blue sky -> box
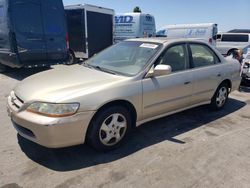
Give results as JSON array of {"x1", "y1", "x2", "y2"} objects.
[{"x1": 63, "y1": 0, "x2": 249, "y2": 32}]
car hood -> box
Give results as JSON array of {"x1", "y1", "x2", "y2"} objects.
[{"x1": 14, "y1": 65, "x2": 127, "y2": 103}]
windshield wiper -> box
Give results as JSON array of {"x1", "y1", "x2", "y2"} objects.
[
  {"x1": 82, "y1": 62, "x2": 117, "y2": 75},
  {"x1": 92, "y1": 65, "x2": 117, "y2": 75}
]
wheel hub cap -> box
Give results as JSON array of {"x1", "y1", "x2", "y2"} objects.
[{"x1": 99, "y1": 113, "x2": 127, "y2": 146}]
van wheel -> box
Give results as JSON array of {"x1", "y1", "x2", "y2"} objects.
[
  {"x1": 67, "y1": 51, "x2": 77, "y2": 65},
  {"x1": 0, "y1": 63, "x2": 6, "y2": 73},
  {"x1": 210, "y1": 83, "x2": 229, "y2": 110},
  {"x1": 87, "y1": 106, "x2": 132, "y2": 151}
]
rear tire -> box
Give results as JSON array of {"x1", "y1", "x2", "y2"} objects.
[
  {"x1": 210, "y1": 83, "x2": 229, "y2": 110},
  {"x1": 87, "y1": 106, "x2": 132, "y2": 152},
  {"x1": 67, "y1": 50, "x2": 77, "y2": 65}
]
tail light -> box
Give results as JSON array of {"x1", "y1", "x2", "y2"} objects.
[{"x1": 66, "y1": 33, "x2": 69, "y2": 49}]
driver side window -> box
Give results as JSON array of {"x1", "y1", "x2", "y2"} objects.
[{"x1": 158, "y1": 44, "x2": 187, "y2": 72}]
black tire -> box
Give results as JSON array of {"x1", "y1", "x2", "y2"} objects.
[
  {"x1": 87, "y1": 106, "x2": 132, "y2": 151},
  {"x1": 67, "y1": 50, "x2": 77, "y2": 65},
  {"x1": 0, "y1": 63, "x2": 6, "y2": 73},
  {"x1": 210, "y1": 83, "x2": 229, "y2": 110}
]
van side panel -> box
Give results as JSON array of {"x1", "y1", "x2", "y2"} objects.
[
  {"x1": 114, "y1": 14, "x2": 140, "y2": 41},
  {"x1": 114, "y1": 13, "x2": 156, "y2": 42},
  {"x1": 66, "y1": 9, "x2": 86, "y2": 54},
  {"x1": 42, "y1": 0, "x2": 68, "y2": 61},
  {"x1": 87, "y1": 11, "x2": 113, "y2": 57}
]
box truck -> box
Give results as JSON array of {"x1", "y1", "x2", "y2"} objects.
[
  {"x1": 114, "y1": 13, "x2": 156, "y2": 43},
  {"x1": 0, "y1": 0, "x2": 69, "y2": 72},
  {"x1": 65, "y1": 4, "x2": 114, "y2": 63}
]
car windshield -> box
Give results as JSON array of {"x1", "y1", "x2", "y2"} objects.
[{"x1": 84, "y1": 41, "x2": 162, "y2": 76}]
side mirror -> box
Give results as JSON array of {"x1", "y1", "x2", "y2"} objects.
[
  {"x1": 146, "y1": 64, "x2": 172, "y2": 78},
  {"x1": 212, "y1": 35, "x2": 217, "y2": 40}
]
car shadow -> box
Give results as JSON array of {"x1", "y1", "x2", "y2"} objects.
[
  {"x1": 2, "y1": 67, "x2": 52, "y2": 81},
  {"x1": 18, "y1": 98, "x2": 246, "y2": 171}
]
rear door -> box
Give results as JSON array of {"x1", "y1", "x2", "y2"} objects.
[
  {"x1": 87, "y1": 11, "x2": 113, "y2": 57},
  {"x1": 66, "y1": 9, "x2": 86, "y2": 55},
  {"x1": 188, "y1": 43, "x2": 224, "y2": 104},
  {"x1": 10, "y1": 0, "x2": 47, "y2": 63},
  {"x1": 42, "y1": 0, "x2": 68, "y2": 61}
]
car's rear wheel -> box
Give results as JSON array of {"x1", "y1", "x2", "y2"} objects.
[
  {"x1": 210, "y1": 83, "x2": 229, "y2": 110},
  {"x1": 87, "y1": 106, "x2": 131, "y2": 151}
]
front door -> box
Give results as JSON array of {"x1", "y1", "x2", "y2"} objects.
[{"x1": 142, "y1": 44, "x2": 194, "y2": 120}]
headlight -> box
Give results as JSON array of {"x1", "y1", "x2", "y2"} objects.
[{"x1": 27, "y1": 102, "x2": 79, "y2": 117}]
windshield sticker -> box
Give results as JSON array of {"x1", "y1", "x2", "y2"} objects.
[{"x1": 140, "y1": 43, "x2": 158, "y2": 49}]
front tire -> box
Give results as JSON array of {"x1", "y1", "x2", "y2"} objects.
[
  {"x1": 210, "y1": 83, "x2": 229, "y2": 110},
  {"x1": 87, "y1": 106, "x2": 132, "y2": 151}
]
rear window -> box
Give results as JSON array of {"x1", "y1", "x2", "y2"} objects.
[{"x1": 221, "y1": 34, "x2": 249, "y2": 42}]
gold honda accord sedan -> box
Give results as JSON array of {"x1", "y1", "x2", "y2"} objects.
[{"x1": 7, "y1": 38, "x2": 241, "y2": 151}]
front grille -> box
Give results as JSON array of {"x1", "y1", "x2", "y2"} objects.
[{"x1": 10, "y1": 91, "x2": 24, "y2": 110}]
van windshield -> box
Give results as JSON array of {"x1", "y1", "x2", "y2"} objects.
[
  {"x1": 85, "y1": 41, "x2": 161, "y2": 76},
  {"x1": 222, "y1": 34, "x2": 249, "y2": 42}
]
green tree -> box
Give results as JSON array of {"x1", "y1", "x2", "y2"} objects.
[{"x1": 133, "y1": 6, "x2": 141, "y2": 13}]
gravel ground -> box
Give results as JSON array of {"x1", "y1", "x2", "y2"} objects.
[{"x1": 0, "y1": 66, "x2": 250, "y2": 188}]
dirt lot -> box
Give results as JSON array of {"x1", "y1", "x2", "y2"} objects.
[{"x1": 1, "y1": 67, "x2": 250, "y2": 188}]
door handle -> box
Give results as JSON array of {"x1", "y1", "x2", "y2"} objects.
[{"x1": 184, "y1": 81, "x2": 191, "y2": 85}]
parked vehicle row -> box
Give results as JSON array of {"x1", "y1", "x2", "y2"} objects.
[
  {"x1": 7, "y1": 38, "x2": 241, "y2": 151},
  {"x1": 0, "y1": 1, "x2": 116, "y2": 72}
]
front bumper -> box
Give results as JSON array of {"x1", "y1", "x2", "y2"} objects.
[{"x1": 7, "y1": 95, "x2": 95, "y2": 148}]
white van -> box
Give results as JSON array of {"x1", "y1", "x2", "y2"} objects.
[
  {"x1": 156, "y1": 23, "x2": 218, "y2": 46},
  {"x1": 216, "y1": 33, "x2": 250, "y2": 56},
  {"x1": 114, "y1": 13, "x2": 156, "y2": 43}
]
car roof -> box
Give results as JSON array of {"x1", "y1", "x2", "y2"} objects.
[{"x1": 126, "y1": 37, "x2": 208, "y2": 45}]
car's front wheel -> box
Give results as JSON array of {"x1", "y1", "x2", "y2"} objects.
[
  {"x1": 210, "y1": 83, "x2": 229, "y2": 110},
  {"x1": 87, "y1": 106, "x2": 132, "y2": 151}
]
